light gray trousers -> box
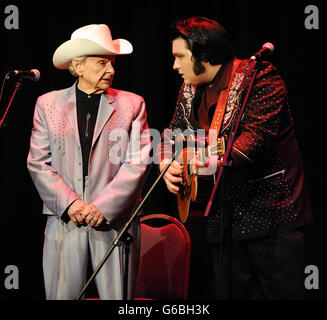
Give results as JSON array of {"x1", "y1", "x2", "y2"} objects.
[{"x1": 42, "y1": 177, "x2": 140, "y2": 300}]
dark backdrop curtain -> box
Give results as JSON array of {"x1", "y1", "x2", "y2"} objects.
[{"x1": 0, "y1": 0, "x2": 323, "y2": 299}]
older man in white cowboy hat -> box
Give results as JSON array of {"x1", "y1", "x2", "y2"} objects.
[{"x1": 27, "y1": 24, "x2": 150, "y2": 300}]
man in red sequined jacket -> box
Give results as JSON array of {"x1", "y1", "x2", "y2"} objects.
[{"x1": 159, "y1": 17, "x2": 313, "y2": 299}]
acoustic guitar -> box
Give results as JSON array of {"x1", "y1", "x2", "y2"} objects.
[{"x1": 177, "y1": 137, "x2": 225, "y2": 223}]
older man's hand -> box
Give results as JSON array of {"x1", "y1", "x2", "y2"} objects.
[
  {"x1": 68, "y1": 199, "x2": 105, "y2": 227},
  {"x1": 67, "y1": 199, "x2": 88, "y2": 226},
  {"x1": 82, "y1": 204, "x2": 105, "y2": 227}
]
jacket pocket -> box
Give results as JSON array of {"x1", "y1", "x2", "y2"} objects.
[{"x1": 248, "y1": 169, "x2": 286, "y2": 183}]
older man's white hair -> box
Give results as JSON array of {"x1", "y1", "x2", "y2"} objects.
[{"x1": 68, "y1": 56, "x2": 87, "y2": 77}]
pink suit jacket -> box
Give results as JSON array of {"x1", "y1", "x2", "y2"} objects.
[{"x1": 27, "y1": 83, "x2": 150, "y2": 223}]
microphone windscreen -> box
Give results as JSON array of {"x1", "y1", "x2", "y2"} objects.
[
  {"x1": 31, "y1": 69, "x2": 41, "y2": 81},
  {"x1": 263, "y1": 42, "x2": 275, "y2": 53}
]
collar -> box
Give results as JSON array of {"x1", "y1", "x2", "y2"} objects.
[
  {"x1": 205, "y1": 58, "x2": 235, "y2": 108},
  {"x1": 75, "y1": 84, "x2": 102, "y2": 103}
]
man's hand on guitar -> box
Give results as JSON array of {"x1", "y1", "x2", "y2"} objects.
[
  {"x1": 193, "y1": 150, "x2": 223, "y2": 176},
  {"x1": 160, "y1": 159, "x2": 183, "y2": 194},
  {"x1": 191, "y1": 151, "x2": 207, "y2": 175}
]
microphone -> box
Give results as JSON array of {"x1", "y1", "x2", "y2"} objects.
[
  {"x1": 250, "y1": 42, "x2": 274, "y2": 61},
  {"x1": 10, "y1": 69, "x2": 41, "y2": 81}
]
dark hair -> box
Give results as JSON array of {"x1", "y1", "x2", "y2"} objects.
[{"x1": 171, "y1": 16, "x2": 234, "y2": 75}]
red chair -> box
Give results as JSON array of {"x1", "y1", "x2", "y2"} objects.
[{"x1": 134, "y1": 214, "x2": 191, "y2": 300}]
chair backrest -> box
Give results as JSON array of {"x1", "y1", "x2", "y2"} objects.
[{"x1": 134, "y1": 214, "x2": 191, "y2": 300}]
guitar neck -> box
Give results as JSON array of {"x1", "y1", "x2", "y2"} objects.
[{"x1": 198, "y1": 137, "x2": 225, "y2": 163}]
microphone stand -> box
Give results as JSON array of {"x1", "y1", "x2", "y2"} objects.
[
  {"x1": 203, "y1": 57, "x2": 262, "y2": 299},
  {"x1": 0, "y1": 78, "x2": 23, "y2": 130},
  {"x1": 75, "y1": 150, "x2": 178, "y2": 300}
]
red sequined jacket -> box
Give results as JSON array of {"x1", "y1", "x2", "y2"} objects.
[{"x1": 161, "y1": 59, "x2": 313, "y2": 241}]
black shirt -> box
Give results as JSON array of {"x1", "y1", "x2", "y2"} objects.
[
  {"x1": 197, "y1": 59, "x2": 234, "y2": 132},
  {"x1": 75, "y1": 85, "x2": 101, "y2": 179}
]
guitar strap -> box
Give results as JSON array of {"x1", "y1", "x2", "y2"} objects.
[{"x1": 209, "y1": 58, "x2": 241, "y2": 136}]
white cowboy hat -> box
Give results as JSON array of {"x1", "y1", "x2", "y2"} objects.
[{"x1": 53, "y1": 24, "x2": 133, "y2": 69}]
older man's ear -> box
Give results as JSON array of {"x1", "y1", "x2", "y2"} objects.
[{"x1": 70, "y1": 58, "x2": 85, "y2": 77}]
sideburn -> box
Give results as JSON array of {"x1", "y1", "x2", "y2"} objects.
[{"x1": 192, "y1": 56, "x2": 206, "y2": 75}]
